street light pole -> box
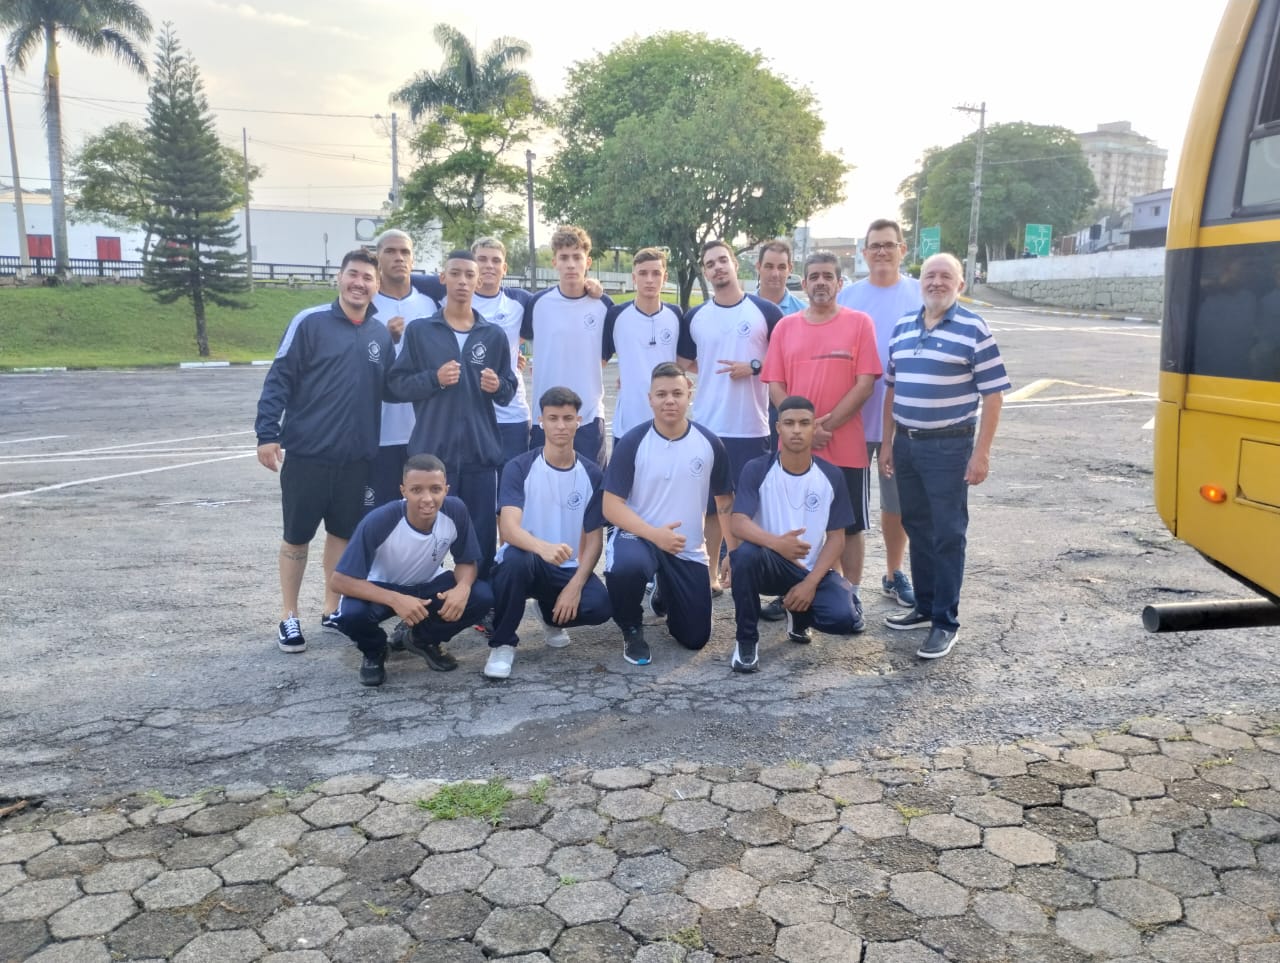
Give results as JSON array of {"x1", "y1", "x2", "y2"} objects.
[
  {"x1": 955, "y1": 101, "x2": 986, "y2": 290},
  {"x1": 525, "y1": 149, "x2": 537, "y2": 291}
]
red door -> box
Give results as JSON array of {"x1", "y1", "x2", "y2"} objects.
[
  {"x1": 96, "y1": 236, "x2": 122, "y2": 260},
  {"x1": 27, "y1": 235, "x2": 52, "y2": 258}
]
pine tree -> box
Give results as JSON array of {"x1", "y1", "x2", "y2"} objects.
[{"x1": 141, "y1": 23, "x2": 247, "y2": 357}]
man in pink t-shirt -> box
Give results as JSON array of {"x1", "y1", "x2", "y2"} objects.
[{"x1": 760, "y1": 251, "x2": 881, "y2": 597}]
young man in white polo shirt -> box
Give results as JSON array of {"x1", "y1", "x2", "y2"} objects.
[
  {"x1": 729, "y1": 396, "x2": 865, "y2": 673},
  {"x1": 471, "y1": 236, "x2": 534, "y2": 462},
  {"x1": 603, "y1": 362, "x2": 734, "y2": 666},
  {"x1": 486, "y1": 386, "x2": 613, "y2": 679}
]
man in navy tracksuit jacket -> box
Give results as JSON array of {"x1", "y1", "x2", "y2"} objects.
[
  {"x1": 388, "y1": 250, "x2": 517, "y2": 580},
  {"x1": 255, "y1": 249, "x2": 394, "y2": 654}
]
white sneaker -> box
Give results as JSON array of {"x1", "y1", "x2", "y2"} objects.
[
  {"x1": 544, "y1": 624, "x2": 571, "y2": 648},
  {"x1": 484, "y1": 645, "x2": 517, "y2": 679}
]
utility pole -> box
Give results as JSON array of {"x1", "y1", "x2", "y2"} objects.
[
  {"x1": 2, "y1": 65, "x2": 30, "y2": 279},
  {"x1": 389, "y1": 112, "x2": 400, "y2": 210},
  {"x1": 525, "y1": 149, "x2": 537, "y2": 291},
  {"x1": 955, "y1": 101, "x2": 986, "y2": 290},
  {"x1": 242, "y1": 128, "x2": 254, "y2": 289}
]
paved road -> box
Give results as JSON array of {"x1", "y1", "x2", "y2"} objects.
[{"x1": 0, "y1": 308, "x2": 1275, "y2": 805}]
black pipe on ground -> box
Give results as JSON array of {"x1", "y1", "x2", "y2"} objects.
[{"x1": 1142, "y1": 598, "x2": 1280, "y2": 633}]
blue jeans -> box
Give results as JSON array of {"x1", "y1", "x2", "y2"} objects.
[{"x1": 892, "y1": 433, "x2": 972, "y2": 631}]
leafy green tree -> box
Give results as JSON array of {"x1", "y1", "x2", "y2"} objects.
[
  {"x1": 542, "y1": 33, "x2": 846, "y2": 308},
  {"x1": 1, "y1": 0, "x2": 152, "y2": 277},
  {"x1": 396, "y1": 107, "x2": 529, "y2": 249},
  {"x1": 141, "y1": 24, "x2": 246, "y2": 358},
  {"x1": 70, "y1": 121, "x2": 261, "y2": 257},
  {"x1": 899, "y1": 123, "x2": 1097, "y2": 263},
  {"x1": 392, "y1": 24, "x2": 534, "y2": 122}
]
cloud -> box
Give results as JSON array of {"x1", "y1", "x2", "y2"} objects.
[{"x1": 202, "y1": 0, "x2": 364, "y2": 40}]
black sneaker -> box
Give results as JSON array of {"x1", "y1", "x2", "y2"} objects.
[
  {"x1": 850, "y1": 593, "x2": 866, "y2": 634},
  {"x1": 359, "y1": 650, "x2": 387, "y2": 687},
  {"x1": 760, "y1": 598, "x2": 786, "y2": 622},
  {"x1": 648, "y1": 585, "x2": 667, "y2": 619},
  {"x1": 885, "y1": 609, "x2": 931, "y2": 631},
  {"x1": 277, "y1": 615, "x2": 306, "y2": 653},
  {"x1": 731, "y1": 639, "x2": 759, "y2": 673},
  {"x1": 474, "y1": 611, "x2": 495, "y2": 638},
  {"x1": 917, "y1": 627, "x2": 958, "y2": 659},
  {"x1": 388, "y1": 620, "x2": 409, "y2": 652},
  {"x1": 622, "y1": 626, "x2": 651, "y2": 665},
  {"x1": 785, "y1": 610, "x2": 811, "y2": 644},
  {"x1": 403, "y1": 633, "x2": 459, "y2": 672},
  {"x1": 321, "y1": 611, "x2": 341, "y2": 630}
]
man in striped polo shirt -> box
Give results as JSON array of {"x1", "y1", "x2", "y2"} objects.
[{"x1": 880, "y1": 253, "x2": 1009, "y2": 659}]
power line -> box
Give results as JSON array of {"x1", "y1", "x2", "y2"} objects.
[{"x1": 8, "y1": 86, "x2": 375, "y2": 119}]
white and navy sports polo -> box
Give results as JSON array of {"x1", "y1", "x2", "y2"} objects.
[
  {"x1": 605, "y1": 421, "x2": 732, "y2": 564},
  {"x1": 372, "y1": 289, "x2": 439, "y2": 447},
  {"x1": 734, "y1": 453, "x2": 854, "y2": 572},
  {"x1": 885, "y1": 303, "x2": 1011, "y2": 430},
  {"x1": 475, "y1": 287, "x2": 532, "y2": 426},
  {"x1": 495, "y1": 449, "x2": 604, "y2": 568},
  {"x1": 684, "y1": 294, "x2": 783, "y2": 438},
  {"x1": 335, "y1": 496, "x2": 479, "y2": 587},
  {"x1": 521, "y1": 287, "x2": 614, "y2": 423},
  {"x1": 602, "y1": 301, "x2": 685, "y2": 438}
]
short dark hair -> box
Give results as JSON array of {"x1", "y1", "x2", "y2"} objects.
[
  {"x1": 865, "y1": 218, "x2": 904, "y2": 242},
  {"x1": 633, "y1": 247, "x2": 667, "y2": 267},
  {"x1": 539, "y1": 386, "x2": 582, "y2": 412},
  {"x1": 756, "y1": 239, "x2": 793, "y2": 266},
  {"x1": 651, "y1": 361, "x2": 692, "y2": 385},
  {"x1": 445, "y1": 249, "x2": 477, "y2": 263},
  {"x1": 403, "y1": 453, "x2": 446, "y2": 478},
  {"x1": 700, "y1": 239, "x2": 733, "y2": 262},
  {"x1": 802, "y1": 251, "x2": 840, "y2": 277},
  {"x1": 340, "y1": 248, "x2": 378, "y2": 272},
  {"x1": 777, "y1": 395, "x2": 815, "y2": 415}
]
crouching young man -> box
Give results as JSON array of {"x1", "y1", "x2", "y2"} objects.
[
  {"x1": 486, "y1": 387, "x2": 613, "y2": 679},
  {"x1": 329, "y1": 454, "x2": 494, "y2": 686},
  {"x1": 728, "y1": 396, "x2": 865, "y2": 673},
  {"x1": 603, "y1": 362, "x2": 733, "y2": 666}
]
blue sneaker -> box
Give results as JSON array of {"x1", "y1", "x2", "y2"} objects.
[{"x1": 882, "y1": 571, "x2": 916, "y2": 608}]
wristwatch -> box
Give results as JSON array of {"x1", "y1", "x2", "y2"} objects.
[{"x1": 750, "y1": 359, "x2": 762, "y2": 376}]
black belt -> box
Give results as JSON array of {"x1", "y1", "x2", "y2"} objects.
[{"x1": 897, "y1": 423, "x2": 975, "y2": 440}]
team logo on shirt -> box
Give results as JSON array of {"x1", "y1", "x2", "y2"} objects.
[
  {"x1": 805, "y1": 491, "x2": 821, "y2": 512},
  {"x1": 469, "y1": 343, "x2": 488, "y2": 365},
  {"x1": 363, "y1": 486, "x2": 375, "y2": 507},
  {"x1": 658, "y1": 328, "x2": 675, "y2": 345},
  {"x1": 689, "y1": 456, "x2": 706, "y2": 478},
  {"x1": 367, "y1": 341, "x2": 382, "y2": 364},
  {"x1": 583, "y1": 313, "x2": 599, "y2": 330},
  {"x1": 736, "y1": 320, "x2": 752, "y2": 337},
  {"x1": 566, "y1": 490, "x2": 584, "y2": 510}
]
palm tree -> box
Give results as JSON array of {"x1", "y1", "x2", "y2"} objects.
[
  {"x1": 2, "y1": 0, "x2": 152, "y2": 278},
  {"x1": 392, "y1": 24, "x2": 534, "y2": 123}
]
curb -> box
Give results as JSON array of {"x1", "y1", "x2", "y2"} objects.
[{"x1": 8, "y1": 360, "x2": 277, "y2": 373}]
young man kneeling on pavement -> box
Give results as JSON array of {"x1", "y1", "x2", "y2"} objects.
[
  {"x1": 728, "y1": 395, "x2": 865, "y2": 673},
  {"x1": 328, "y1": 454, "x2": 493, "y2": 686}
]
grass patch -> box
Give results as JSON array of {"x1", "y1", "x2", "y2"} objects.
[
  {"x1": 139, "y1": 789, "x2": 177, "y2": 807},
  {"x1": 417, "y1": 778, "x2": 513, "y2": 825},
  {"x1": 363, "y1": 900, "x2": 392, "y2": 917},
  {"x1": 558, "y1": 874, "x2": 579, "y2": 886},
  {"x1": 1200, "y1": 756, "x2": 1234, "y2": 769},
  {"x1": 527, "y1": 777, "x2": 552, "y2": 805},
  {"x1": 893, "y1": 804, "x2": 929, "y2": 821},
  {"x1": 0, "y1": 283, "x2": 333, "y2": 367},
  {"x1": 670, "y1": 926, "x2": 704, "y2": 949}
]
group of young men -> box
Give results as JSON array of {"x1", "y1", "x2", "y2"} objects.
[{"x1": 254, "y1": 220, "x2": 1009, "y2": 686}]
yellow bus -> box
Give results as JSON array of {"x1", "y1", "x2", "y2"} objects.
[{"x1": 1154, "y1": 0, "x2": 1280, "y2": 617}]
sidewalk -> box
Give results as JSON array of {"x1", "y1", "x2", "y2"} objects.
[{"x1": 3, "y1": 713, "x2": 1279, "y2": 962}]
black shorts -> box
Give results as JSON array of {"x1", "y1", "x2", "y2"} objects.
[
  {"x1": 839, "y1": 465, "x2": 870, "y2": 535},
  {"x1": 280, "y1": 455, "x2": 371, "y2": 544}
]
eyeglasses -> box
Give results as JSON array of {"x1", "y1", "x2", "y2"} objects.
[{"x1": 866, "y1": 242, "x2": 903, "y2": 253}]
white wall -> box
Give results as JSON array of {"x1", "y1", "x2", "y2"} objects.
[
  {"x1": 988, "y1": 247, "x2": 1164, "y2": 283},
  {"x1": 0, "y1": 200, "x2": 148, "y2": 259}
]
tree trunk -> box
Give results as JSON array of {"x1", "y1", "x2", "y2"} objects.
[
  {"x1": 192, "y1": 272, "x2": 209, "y2": 357},
  {"x1": 43, "y1": 26, "x2": 70, "y2": 280}
]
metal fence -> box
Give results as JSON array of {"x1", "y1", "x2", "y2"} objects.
[{"x1": 0, "y1": 256, "x2": 340, "y2": 285}]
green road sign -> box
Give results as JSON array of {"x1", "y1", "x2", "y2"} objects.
[
  {"x1": 919, "y1": 226, "x2": 941, "y2": 258},
  {"x1": 1024, "y1": 223, "x2": 1052, "y2": 257}
]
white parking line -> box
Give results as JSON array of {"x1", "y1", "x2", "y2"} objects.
[
  {"x1": 0, "y1": 435, "x2": 68, "y2": 445},
  {"x1": 1005, "y1": 397, "x2": 1156, "y2": 409},
  {"x1": 0, "y1": 453, "x2": 255, "y2": 500},
  {"x1": 0, "y1": 447, "x2": 251, "y2": 463}
]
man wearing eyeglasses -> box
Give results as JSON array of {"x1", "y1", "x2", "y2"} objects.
[
  {"x1": 880, "y1": 253, "x2": 1008, "y2": 660},
  {"x1": 838, "y1": 219, "x2": 923, "y2": 611}
]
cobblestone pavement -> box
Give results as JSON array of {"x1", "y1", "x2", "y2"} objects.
[{"x1": 5, "y1": 714, "x2": 1280, "y2": 962}]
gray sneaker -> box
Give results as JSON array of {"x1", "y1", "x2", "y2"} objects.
[
  {"x1": 622, "y1": 626, "x2": 651, "y2": 666},
  {"x1": 885, "y1": 609, "x2": 930, "y2": 631}
]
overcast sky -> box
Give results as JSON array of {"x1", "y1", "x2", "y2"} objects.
[{"x1": 2, "y1": 0, "x2": 1228, "y2": 244}]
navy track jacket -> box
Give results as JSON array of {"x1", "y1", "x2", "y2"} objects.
[{"x1": 255, "y1": 300, "x2": 394, "y2": 464}]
